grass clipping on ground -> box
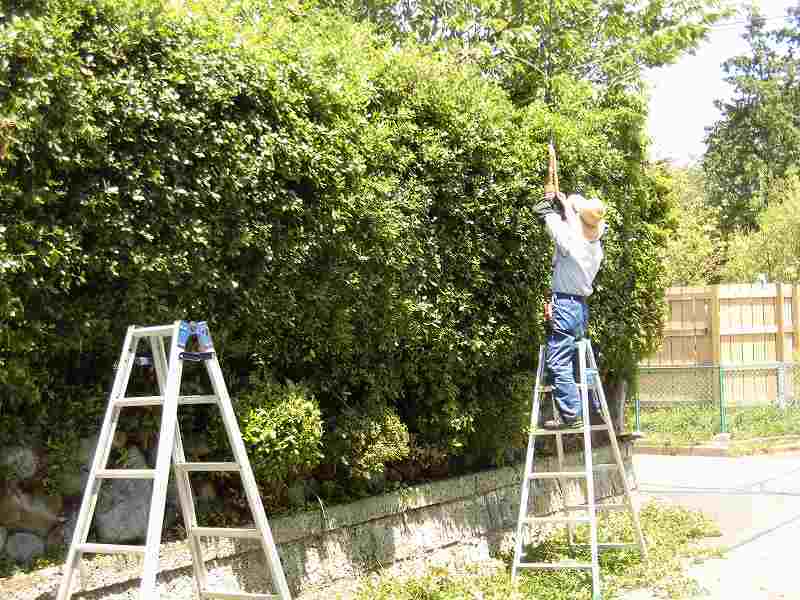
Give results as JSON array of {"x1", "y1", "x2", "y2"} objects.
[{"x1": 354, "y1": 502, "x2": 721, "y2": 600}]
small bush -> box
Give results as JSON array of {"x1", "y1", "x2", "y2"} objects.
[
  {"x1": 232, "y1": 374, "x2": 324, "y2": 485},
  {"x1": 327, "y1": 403, "x2": 410, "y2": 479}
]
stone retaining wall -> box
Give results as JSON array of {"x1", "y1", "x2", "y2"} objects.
[{"x1": 0, "y1": 440, "x2": 635, "y2": 600}]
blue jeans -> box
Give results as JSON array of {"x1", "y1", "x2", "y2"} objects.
[{"x1": 546, "y1": 294, "x2": 598, "y2": 422}]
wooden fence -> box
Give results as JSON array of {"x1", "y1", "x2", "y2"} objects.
[{"x1": 639, "y1": 284, "x2": 800, "y2": 406}]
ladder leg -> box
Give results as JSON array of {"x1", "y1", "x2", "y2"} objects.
[
  {"x1": 554, "y1": 432, "x2": 574, "y2": 545},
  {"x1": 587, "y1": 342, "x2": 648, "y2": 560},
  {"x1": 512, "y1": 346, "x2": 546, "y2": 582},
  {"x1": 205, "y1": 356, "x2": 293, "y2": 600},
  {"x1": 139, "y1": 322, "x2": 185, "y2": 599},
  {"x1": 57, "y1": 327, "x2": 139, "y2": 600},
  {"x1": 578, "y1": 341, "x2": 601, "y2": 600},
  {"x1": 173, "y1": 424, "x2": 211, "y2": 590},
  {"x1": 150, "y1": 336, "x2": 211, "y2": 593}
]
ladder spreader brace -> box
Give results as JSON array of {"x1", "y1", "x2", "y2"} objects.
[
  {"x1": 511, "y1": 339, "x2": 647, "y2": 600},
  {"x1": 57, "y1": 320, "x2": 293, "y2": 600}
]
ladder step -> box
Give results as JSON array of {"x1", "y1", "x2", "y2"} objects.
[
  {"x1": 115, "y1": 394, "x2": 219, "y2": 408},
  {"x1": 131, "y1": 324, "x2": 176, "y2": 337},
  {"x1": 531, "y1": 424, "x2": 609, "y2": 435},
  {"x1": 566, "y1": 503, "x2": 627, "y2": 512},
  {"x1": 593, "y1": 463, "x2": 619, "y2": 472},
  {"x1": 176, "y1": 462, "x2": 241, "y2": 473},
  {"x1": 78, "y1": 543, "x2": 146, "y2": 555},
  {"x1": 517, "y1": 560, "x2": 594, "y2": 570},
  {"x1": 598, "y1": 542, "x2": 639, "y2": 550},
  {"x1": 201, "y1": 591, "x2": 279, "y2": 600},
  {"x1": 528, "y1": 463, "x2": 620, "y2": 480},
  {"x1": 525, "y1": 516, "x2": 592, "y2": 524},
  {"x1": 191, "y1": 527, "x2": 260, "y2": 539},
  {"x1": 529, "y1": 471, "x2": 587, "y2": 480},
  {"x1": 96, "y1": 469, "x2": 155, "y2": 479},
  {"x1": 570, "y1": 542, "x2": 641, "y2": 551}
]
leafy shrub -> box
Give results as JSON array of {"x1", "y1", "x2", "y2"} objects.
[
  {"x1": 327, "y1": 403, "x2": 410, "y2": 479},
  {"x1": 231, "y1": 374, "x2": 324, "y2": 484}
]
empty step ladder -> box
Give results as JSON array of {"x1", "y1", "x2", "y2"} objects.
[
  {"x1": 511, "y1": 339, "x2": 647, "y2": 600},
  {"x1": 57, "y1": 321, "x2": 292, "y2": 600}
]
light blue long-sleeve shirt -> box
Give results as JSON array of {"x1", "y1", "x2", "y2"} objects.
[{"x1": 544, "y1": 209, "x2": 605, "y2": 297}]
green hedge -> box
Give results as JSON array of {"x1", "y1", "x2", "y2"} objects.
[{"x1": 0, "y1": 1, "x2": 668, "y2": 478}]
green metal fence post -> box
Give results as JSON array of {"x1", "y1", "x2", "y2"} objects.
[
  {"x1": 720, "y1": 366, "x2": 726, "y2": 434},
  {"x1": 634, "y1": 390, "x2": 641, "y2": 433}
]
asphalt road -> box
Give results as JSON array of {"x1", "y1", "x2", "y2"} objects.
[{"x1": 628, "y1": 453, "x2": 800, "y2": 600}]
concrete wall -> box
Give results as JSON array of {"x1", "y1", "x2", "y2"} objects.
[{"x1": 3, "y1": 440, "x2": 635, "y2": 600}]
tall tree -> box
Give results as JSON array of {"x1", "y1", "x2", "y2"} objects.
[
  {"x1": 703, "y1": 4, "x2": 800, "y2": 232},
  {"x1": 321, "y1": 1, "x2": 726, "y2": 105},
  {"x1": 658, "y1": 165, "x2": 724, "y2": 286},
  {"x1": 722, "y1": 175, "x2": 800, "y2": 283}
]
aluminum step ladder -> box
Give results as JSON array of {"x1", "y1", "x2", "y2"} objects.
[
  {"x1": 57, "y1": 321, "x2": 292, "y2": 600},
  {"x1": 511, "y1": 339, "x2": 647, "y2": 600}
]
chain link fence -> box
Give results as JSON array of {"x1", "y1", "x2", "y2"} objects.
[{"x1": 633, "y1": 363, "x2": 800, "y2": 442}]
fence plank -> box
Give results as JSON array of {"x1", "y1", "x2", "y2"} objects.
[
  {"x1": 794, "y1": 285, "x2": 800, "y2": 361},
  {"x1": 777, "y1": 283, "x2": 786, "y2": 362}
]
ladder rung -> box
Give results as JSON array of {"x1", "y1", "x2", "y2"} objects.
[
  {"x1": 571, "y1": 542, "x2": 641, "y2": 551},
  {"x1": 178, "y1": 394, "x2": 219, "y2": 405},
  {"x1": 531, "y1": 425, "x2": 609, "y2": 435},
  {"x1": 517, "y1": 560, "x2": 593, "y2": 570},
  {"x1": 78, "y1": 543, "x2": 146, "y2": 555},
  {"x1": 525, "y1": 516, "x2": 592, "y2": 524},
  {"x1": 593, "y1": 463, "x2": 619, "y2": 472},
  {"x1": 566, "y1": 503, "x2": 627, "y2": 512},
  {"x1": 176, "y1": 462, "x2": 240, "y2": 473},
  {"x1": 598, "y1": 542, "x2": 639, "y2": 550},
  {"x1": 527, "y1": 464, "x2": 618, "y2": 480},
  {"x1": 529, "y1": 471, "x2": 587, "y2": 480},
  {"x1": 96, "y1": 469, "x2": 155, "y2": 479},
  {"x1": 131, "y1": 324, "x2": 176, "y2": 337},
  {"x1": 201, "y1": 591, "x2": 279, "y2": 600},
  {"x1": 115, "y1": 394, "x2": 219, "y2": 408},
  {"x1": 191, "y1": 527, "x2": 260, "y2": 539}
]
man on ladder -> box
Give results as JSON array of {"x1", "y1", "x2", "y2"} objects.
[
  {"x1": 536, "y1": 168, "x2": 607, "y2": 428},
  {"x1": 514, "y1": 147, "x2": 647, "y2": 600}
]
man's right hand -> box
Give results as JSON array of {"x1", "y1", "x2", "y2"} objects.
[{"x1": 544, "y1": 301, "x2": 552, "y2": 321}]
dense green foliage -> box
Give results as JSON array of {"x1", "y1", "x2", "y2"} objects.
[
  {"x1": 0, "y1": 0, "x2": 712, "y2": 489},
  {"x1": 704, "y1": 5, "x2": 800, "y2": 232}
]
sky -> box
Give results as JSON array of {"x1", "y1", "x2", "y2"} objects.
[{"x1": 646, "y1": 0, "x2": 798, "y2": 165}]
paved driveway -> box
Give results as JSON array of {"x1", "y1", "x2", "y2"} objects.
[{"x1": 630, "y1": 453, "x2": 800, "y2": 599}]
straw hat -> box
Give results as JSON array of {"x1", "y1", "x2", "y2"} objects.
[{"x1": 569, "y1": 194, "x2": 606, "y2": 241}]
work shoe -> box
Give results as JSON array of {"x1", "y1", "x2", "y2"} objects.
[{"x1": 542, "y1": 417, "x2": 583, "y2": 430}]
